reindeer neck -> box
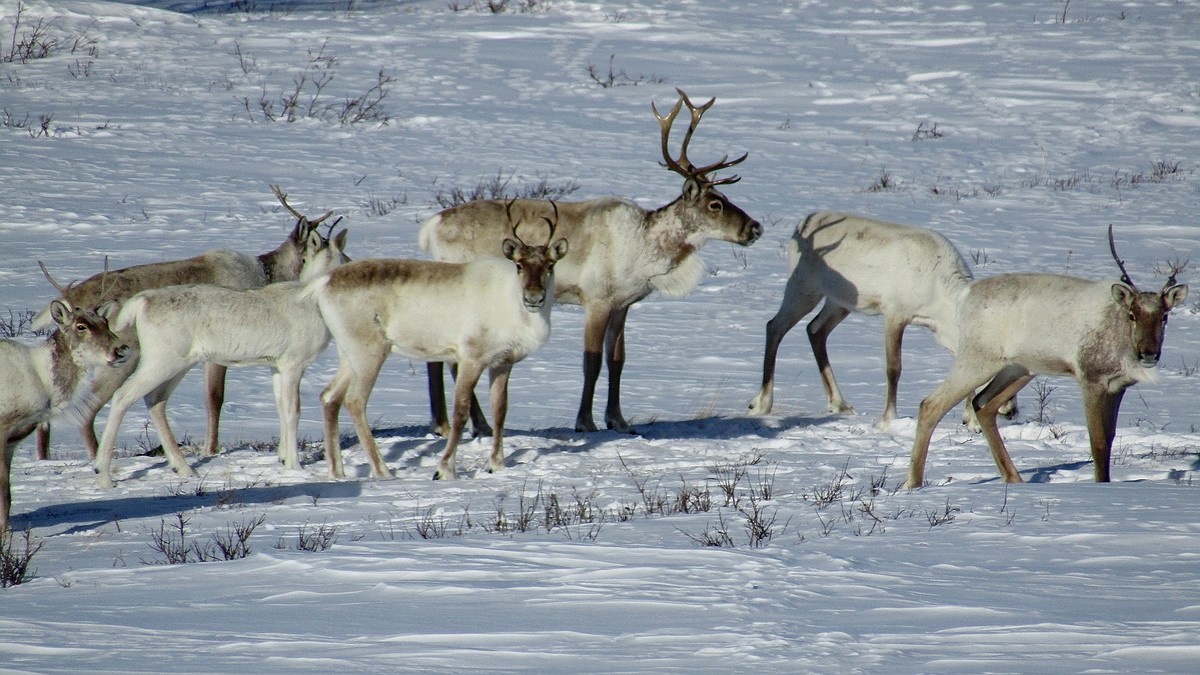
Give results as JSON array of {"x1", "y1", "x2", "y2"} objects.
[
  {"x1": 644, "y1": 202, "x2": 700, "y2": 264},
  {"x1": 257, "y1": 250, "x2": 290, "y2": 285},
  {"x1": 640, "y1": 203, "x2": 704, "y2": 298},
  {"x1": 47, "y1": 332, "x2": 87, "y2": 409}
]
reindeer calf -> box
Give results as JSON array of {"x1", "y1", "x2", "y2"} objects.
[
  {"x1": 93, "y1": 230, "x2": 348, "y2": 488},
  {"x1": 1, "y1": 300, "x2": 128, "y2": 530},
  {"x1": 311, "y1": 220, "x2": 567, "y2": 480}
]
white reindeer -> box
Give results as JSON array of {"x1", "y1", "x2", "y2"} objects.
[
  {"x1": 34, "y1": 186, "x2": 335, "y2": 461},
  {"x1": 92, "y1": 229, "x2": 348, "y2": 488},
  {"x1": 1, "y1": 298, "x2": 129, "y2": 531},
  {"x1": 906, "y1": 226, "x2": 1189, "y2": 487},
  {"x1": 420, "y1": 88, "x2": 760, "y2": 435},
  {"x1": 749, "y1": 211, "x2": 1005, "y2": 427},
  {"x1": 311, "y1": 205, "x2": 568, "y2": 480}
]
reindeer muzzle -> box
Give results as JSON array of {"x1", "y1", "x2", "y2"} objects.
[
  {"x1": 1138, "y1": 352, "x2": 1161, "y2": 368},
  {"x1": 523, "y1": 293, "x2": 547, "y2": 311},
  {"x1": 742, "y1": 219, "x2": 763, "y2": 245}
]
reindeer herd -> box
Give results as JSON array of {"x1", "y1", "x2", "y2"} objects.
[{"x1": 0, "y1": 89, "x2": 1190, "y2": 531}]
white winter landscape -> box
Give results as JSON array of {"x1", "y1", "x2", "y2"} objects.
[{"x1": 2, "y1": 0, "x2": 1199, "y2": 672}]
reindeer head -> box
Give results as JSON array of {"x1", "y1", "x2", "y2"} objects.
[
  {"x1": 299, "y1": 221, "x2": 351, "y2": 282},
  {"x1": 265, "y1": 185, "x2": 336, "y2": 282},
  {"x1": 652, "y1": 88, "x2": 762, "y2": 246},
  {"x1": 1108, "y1": 225, "x2": 1190, "y2": 367},
  {"x1": 501, "y1": 200, "x2": 569, "y2": 311},
  {"x1": 48, "y1": 298, "x2": 131, "y2": 369}
]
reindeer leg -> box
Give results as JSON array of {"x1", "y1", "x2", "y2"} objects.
[
  {"x1": 427, "y1": 362, "x2": 449, "y2": 437},
  {"x1": 908, "y1": 359, "x2": 998, "y2": 488},
  {"x1": 81, "y1": 360, "x2": 136, "y2": 460},
  {"x1": 486, "y1": 364, "x2": 512, "y2": 474},
  {"x1": 604, "y1": 306, "x2": 634, "y2": 433},
  {"x1": 1081, "y1": 383, "x2": 1125, "y2": 483},
  {"x1": 971, "y1": 366, "x2": 1034, "y2": 483},
  {"x1": 35, "y1": 423, "x2": 49, "y2": 461},
  {"x1": 880, "y1": 315, "x2": 909, "y2": 427},
  {"x1": 144, "y1": 370, "x2": 197, "y2": 479},
  {"x1": 341, "y1": 350, "x2": 391, "y2": 480},
  {"x1": 808, "y1": 302, "x2": 854, "y2": 416},
  {"x1": 320, "y1": 365, "x2": 353, "y2": 479},
  {"x1": 448, "y1": 362, "x2": 492, "y2": 438},
  {"x1": 1, "y1": 438, "x2": 12, "y2": 532},
  {"x1": 273, "y1": 366, "x2": 303, "y2": 471},
  {"x1": 576, "y1": 306, "x2": 611, "y2": 432},
  {"x1": 95, "y1": 360, "x2": 184, "y2": 488},
  {"x1": 202, "y1": 363, "x2": 226, "y2": 456},
  {"x1": 436, "y1": 361, "x2": 485, "y2": 480},
  {"x1": 749, "y1": 284, "x2": 819, "y2": 416}
]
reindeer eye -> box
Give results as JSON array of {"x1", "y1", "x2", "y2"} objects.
[
  {"x1": 707, "y1": 200, "x2": 722, "y2": 213},
  {"x1": 75, "y1": 322, "x2": 88, "y2": 331}
]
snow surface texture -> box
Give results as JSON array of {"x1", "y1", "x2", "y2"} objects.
[{"x1": 1, "y1": 0, "x2": 1198, "y2": 672}]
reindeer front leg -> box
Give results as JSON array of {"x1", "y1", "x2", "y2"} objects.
[
  {"x1": 202, "y1": 363, "x2": 227, "y2": 456},
  {"x1": 1081, "y1": 383, "x2": 1125, "y2": 483},
  {"x1": 576, "y1": 306, "x2": 611, "y2": 432},
  {"x1": 604, "y1": 306, "x2": 634, "y2": 433},
  {"x1": 486, "y1": 364, "x2": 512, "y2": 474},
  {"x1": 436, "y1": 361, "x2": 485, "y2": 480}
]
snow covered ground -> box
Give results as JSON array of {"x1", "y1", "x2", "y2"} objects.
[{"x1": 1, "y1": 0, "x2": 1198, "y2": 671}]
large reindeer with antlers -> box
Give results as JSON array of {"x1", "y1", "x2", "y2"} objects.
[
  {"x1": 310, "y1": 202, "x2": 568, "y2": 480},
  {"x1": 906, "y1": 226, "x2": 1189, "y2": 487},
  {"x1": 33, "y1": 186, "x2": 336, "y2": 461},
  {"x1": 421, "y1": 88, "x2": 761, "y2": 435}
]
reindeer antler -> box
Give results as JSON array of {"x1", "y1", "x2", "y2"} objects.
[
  {"x1": 271, "y1": 184, "x2": 334, "y2": 226},
  {"x1": 542, "y1": 200, "x2": 559, "y2": 241},
  {"x1": 504, "y1": 198, "x2": 529, "y2": 246},
  {"x1": 1107, "y1": 224, "x2": 1137, "y2": 289},
  {"x1": 38, "y1": 261, "x2": 73, "y2": 295},
  {"x1": 652, "y1": 88, "x2": 747, "y2": 187}
]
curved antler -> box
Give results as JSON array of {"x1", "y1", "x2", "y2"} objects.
[
  {"x1": 652, "y1": 88, "x2": 748, "y2": 187},
  {"x1": 1107, "y1": 224, "x2": 1137, "y2": 289},
  {"x1": 271, "y1": 184, "x2": 334, "y2": 226},
  {"x1": 504, "y1": 198, "x2": 529, "y2": 246},
  {"x1": 38, "y1": 260, "x2": 73, "y2": 295},
  {"x1": 542, "y1": 200, "x2": 559, "y2": 241}
]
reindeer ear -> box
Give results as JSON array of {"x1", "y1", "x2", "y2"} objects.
[
  {"x1": 502, "y1": 238, "x2": 520, "y2": 261},
  {"x1": 333, "y1": 228, "x2": 349, "y2": 252},
  {"x1": 682, "y1": 177, "x2": 703, "y2": 201},
  {"x1": 550, "y1": 239, "x2": 569, "y2": 262},
  {"x1": 95, "y1": 301, "x2": 119, "y2": 320},
  {"x1": 1111, "y1": 282, "x2": 1136, "y2": 308},
  {"x1": 49, "y1": 299, "x2": 73, "y2": 326},
  {"x1": 306, "y1": 228, "x2": 324, "y2": 251},
  {"x1": 1163, "y1": 284, "x2": 1189, "y2": 310}
]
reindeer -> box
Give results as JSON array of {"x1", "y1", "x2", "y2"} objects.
[
  {"x1": 906, "y1": 226, "x2": 1189, "y2": 487},
  {"x1": 420, "y1": 88, "x2": 760, "y2": 435},
  {"x1": 1, "y1": 298, "x2": 129, "y2": 530},
  {"x1": 749, "y1": 211, "x2": 1013, "y2": 428},
  {"x1": 92, "y1": 228, "x2": 348, "y2": 489},
  {"x1": 33, "y1": 186, "x2": 335, "y2": 462},
  {"x1": 310, "y1": 203, "x2": 568, "y2": 480}
]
